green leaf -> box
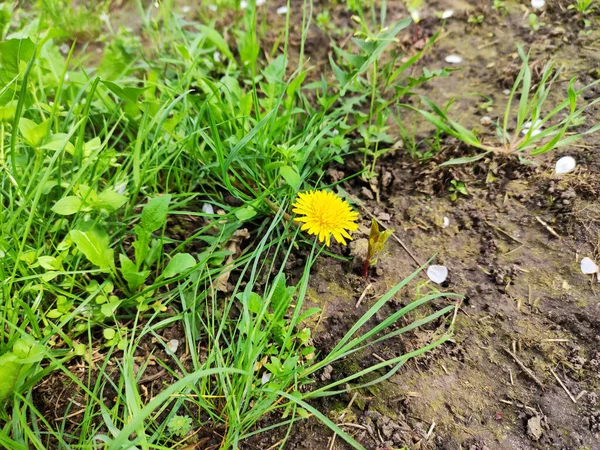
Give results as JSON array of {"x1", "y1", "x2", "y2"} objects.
[
  {"x1": 101, "y1": 80, "x2": 147, "y2": 103},
  {"x1": 280, "y1": 166, "x2": 302, "y2": 191},
  {"x1": 18, "y1": 117, "x2": 49, "y2": 147},
  {"x1": 163, "y1": 253, "x2": 196, "y2": 279},
  {"x1": 119, "y1": 254, "x2": 150, "y2": 292},
  {"x1": 70, "y1": 228, "x2": 115, "y2": 272},
  {"x1": 0, "y1": 38, "x2": 35, "y2": 75},
  {"x1": 94, "y1": 190, "x2": 128, "y2": 213},
  {"x1": 51, "y1": 196, "x2": 83, "y2": 215},
  {"x1": 198, "y1": 25, "x2": 234, "y2": 60},
  {"x1": 37, "y1": 256, "x2": 62, "y2": 271},
  {"x1": 439, "y1": 151, "x2": 491, "y2": 167},
  {"x1": 141, "y1": 195, "x2": 172, "y2": 233},
  {"x1": 235, "y1": 206, "x2": 257, "y2": 221},
  {"x1": 247, "y1": 292, "x2": 263, "y2": 314}
]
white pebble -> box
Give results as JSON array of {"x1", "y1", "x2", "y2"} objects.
[
  {"x1": 445, "y1": 55, "x2": 463, "y2": 64},
  {"x1": 480, "y1": 116, "x2": 492, "y2": 126},
  {"x1": 182, "y1": 6, "x2": 191, "y2": 13},
  {"x1": 581, "y1": 257, "x2": 598, "y2": 274},
  {"x1": 202, "y1": 203, "x2": 215, "y2": 215},
  {"x1": 555, "y1": 156, "x2": 576, "y2": 175},
  {"x1": 276, "y1": 5, "x2": 288, "y2": 14},
  {"x1": 531, "y1": 0, "x2": 545, "y2": 9},
  {"x1": 427, "y1": 265, "x2": 448, "y2": 284},
  {"x1": 441, "y1": 10, "x2": 454, "y2": 19},
  {"x1": 442, "y1": 217, "x2": 450, "y2": 228},
  {"x1": 167, "y1": 339, "x2": 179, "y2": 352}
]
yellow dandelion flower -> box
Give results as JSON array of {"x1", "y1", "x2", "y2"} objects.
[{"x1": 292, "y1": 190, "x2": 359, "y2": 246}]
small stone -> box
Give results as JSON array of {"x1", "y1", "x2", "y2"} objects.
[
  {"x1": 480, "y1": 116, "x2": 492, "y2": 126},
  {"x1": 276, "y1": 5, "x2": 288, "y2": 14},
  {"x1": 442, "y1": 216, "x2": 450, "y2": 228},
  {"x1": 441, "y1": 9, "x2": 454, "y2": 19},
  {"x1": 527, "y1": 416, "x2": 543, "y2": 441}
]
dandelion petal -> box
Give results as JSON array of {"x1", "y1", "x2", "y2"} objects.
[
  {"x1": 555, "y1": 156, "x2": 576, "y2": 175},
  {"x1": 581, "y1": 257, "x2": 599, "y2": 274},
  {"x1": 427, "y1": 265, "x2": 448, "y2": 284},
  {"x1": 441, "y1": 10, "x2": 454, "y2": 19},
  {"x1": 202, "y1": 203, "x2": 215, "y2": 215},
  {"x1": 276, "y1": 5, "x2": 288, "y2": 14}
]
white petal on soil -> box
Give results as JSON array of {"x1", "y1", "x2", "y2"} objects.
[
  {"x1": 445, "y1": 55, "x2": 463, "y2": 64},
  {"x1": 441, "y1": 10, "x2": 454, "y2": 19},
  {"x1": 531, "y1": 0, "x2": 545, "y2": 9},
  {"x1": 261, "y1": 372, "x2": 272, "y2": 384},
  {"x1": 581, "y1": 257, "x2": 599, "y2": 274},
  {"x1": 167, "y1": 339, "x2": 179, "y2": 353},
  {"x1": 410, "y1": 10, "x2": 421, "y2": 23},
  {"x1": 276, "y1": 5, "x2": 288, "y2": 14},
  {"x1": 427, "y1": 265, "x2": 448, "y2": 284},
  {"x1": 442, "y1": 217, "x2": 450, "y2": 228},
  {"x1": 202, "y1": 203, "x2": 215, "y2": 215},
  {"x1": 555, "y1": 156, "x2": 576, "y2": 175},
  {"x1": 256, "y1": 0, "x2": 266, "y2": 5},
  {"x1": 182, "y1": 6, "x2": 191, "y2": 13}
]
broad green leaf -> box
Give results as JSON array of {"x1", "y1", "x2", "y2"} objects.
[
  {"x1": 70, "y1": 228, "x2": 115, "y2": 272},
  {"x1": 280, "y1": 166, "x2": 301, "y2": 191},
  {"x1": 163, "y1": 253, "x2": 196, "y2": 278},
  {"x1": 94, "y1": 190, "x2": 128, "y2": 213},
  {"x1": 235, "y1": 206, "x2": 257, "y2": 221},
  {"x1": 0, "y1": 38, "x2": 35, "y2": 75},
  {"x1": 141, "y1": 195, "x2": 172, "y2": 233},
  {"x1": 51, "y1": 196, "x2": 83, "y2": 215},
  {"x1": 119, "y1": 254, "x2": 150, "y2": 291},
  {"x1": 18, "y1": 117, "x2": 49, "y2": 147},
  {"x1": 101, "y1": 80, "x2": 147, "y2": 103},
  {"x1": 37, "y1": 256, "x2": 62, "y2": 271}
]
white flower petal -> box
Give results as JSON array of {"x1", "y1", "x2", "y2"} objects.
[
  {"x1": 182, "y1": 6, "x2": 191, "y2": 13},
  {"x1": 261, "y1": 372, "x2": 272, "y2": 384},
  {"x1": 276, "y1": 5, "x2": 288, "y2": 14},
  {"x1": 427, "y1": 265, "x2": 448, "y2": 284},
  {"x1": 531, "y1": 0, "x2": 545, "y2": 9},
  {"x1": 240, "y1": 0, "x2": 248, "y2": 9},
  {"x1": 208, "y1": 4, "x2": 217, "y2": 11},
  {"x1": 441, "y1": 10, "x2": 454, "y2": 19},
  {"x1": 555, "y1": 156, "x2": 576, "y2": 175},
  {"x1": 256, "y1": 0, "x2": 266, "y2": 5},
  {"x1": 214, "y1": 51, "x2": 221, "y2": 62},
  {"x1": 167, "y1": 339, "x2": 179, "y2": 352},
  {"x1": 581, "y1": 257, "x2": 599, "y2": 274},
  {"x1": 442, "y1": 217, "x2": 450, "y2": 228},
  {"x1": 445, "y1": 55, "x2": 463, "y2": 64},
  {"x1": 410, "y1": 10, "x2": 421, "y2": 23},
  {"x1": 202, "y1": 203, "x2": 215, "y2": 215}
]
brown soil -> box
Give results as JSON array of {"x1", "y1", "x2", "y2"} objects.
[{"x1": 247, "y1": 0, "x2": 600, "y2": 449}]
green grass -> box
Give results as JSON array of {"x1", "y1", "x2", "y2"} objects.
[{"x1": 0, "y1": 1, "x2": 460, "y2": 449}]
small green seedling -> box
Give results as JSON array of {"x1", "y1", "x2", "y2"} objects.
[
  {"x1": 568, "y1": 0, "x2": 597, "y2": 14},
  {"x1": 362, "y1": 219, "x2": 394, "y2": 278},
  {"x1": 448, "y1": 180, "x2": 468, "y2": 201},
  {"x1": 468, "y1": 14, "x2": 485, "y2": 24},
  {"x1": 527, "y1": 13, "x2": 545, "y2": 32},
  {"x1": 167, "y1": 415, "x2": 193, "y2": 437}
]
